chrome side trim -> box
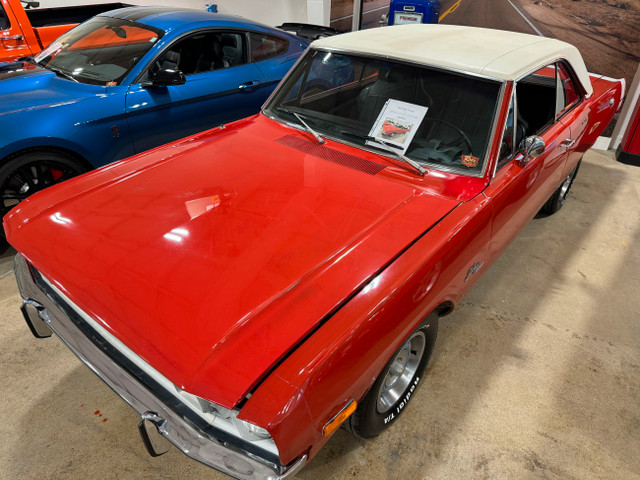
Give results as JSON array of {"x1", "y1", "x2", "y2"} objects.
[{"x1": 14, "y1": 254, "x2": 306, "y2": 480}]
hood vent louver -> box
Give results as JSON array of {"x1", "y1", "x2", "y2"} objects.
[{"x1": 276, "y1": 135, "x2": 386, "y2": 176}]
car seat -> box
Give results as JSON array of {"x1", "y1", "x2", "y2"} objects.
[
  {"x1": 220, "y1": 34, "x2": 242, "y2": 67},
  {"x1": 195, "y1": 36, "x2": 226, "y2": 73}
]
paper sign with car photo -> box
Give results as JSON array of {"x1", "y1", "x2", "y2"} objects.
[{"x1": 368, "y1": 99, "x2": 428, "y2": 153}]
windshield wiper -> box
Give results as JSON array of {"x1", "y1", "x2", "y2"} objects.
[
  {"x1": 47, "y1": 65, "x2": 78, "y2": 83},
  {"x1": 277, "y1": 107, "x2": 325, "y2": 144},
  {"x1": 341, "y1": 130, "x2": 426, "y2": 177},
  {"x1": 293, "y1": 112, "x2": 324, "y2": 144}
]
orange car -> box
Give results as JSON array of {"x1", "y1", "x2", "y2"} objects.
[{"x1": 0, "y1": 0, "x2": 130, "y2": 62}]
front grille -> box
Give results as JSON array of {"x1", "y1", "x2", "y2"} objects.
[{"x1": 26, "y1": 263, "x2": 281, "y2": 465}]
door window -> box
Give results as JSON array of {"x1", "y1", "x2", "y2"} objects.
[
  {"x1": 515, "y1": 61, "x2": 582, "y2": 141},
  {"x1": 146, "y1": 31, "x2": 247, "y2": 80},
  {"x1": 249, "y1": 33, "x2": 287, "y2": 62},
  {"x1": 516, "y1": 64, "x2": 557, "y2": 137}
]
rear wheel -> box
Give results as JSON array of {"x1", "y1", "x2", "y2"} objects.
[
  {"x1": 348, "y1": 313, "x2": 438, "y2": 438},
  {"x1": 540, "y1": 160, "x2": 581, "y2": 215},
  {"x1": 0, "y1": 151, "x2": 87, "y2": 218}
]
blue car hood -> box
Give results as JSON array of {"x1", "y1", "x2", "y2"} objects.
[{"x1": 0, "y1": 62, "x2": 93, "y2": 118}]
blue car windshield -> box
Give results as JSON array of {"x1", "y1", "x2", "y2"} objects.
[
  {"x1": 264, "y1": 50, "x2": 502, "y2": 176},
  {"x1": 34, "y1": 17, "x2": 164, "y2": 86}
]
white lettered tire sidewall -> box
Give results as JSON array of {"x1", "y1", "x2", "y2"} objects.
[{"x1": 349, "y1": 313, "x2": 438, "y2": 438}]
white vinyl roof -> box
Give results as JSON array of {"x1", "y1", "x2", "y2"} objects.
[{"x1": 313, "y1": 24, "x2": 593, "y2": 97}]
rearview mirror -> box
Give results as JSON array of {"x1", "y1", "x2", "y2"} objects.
[
  {"x1": 142, "y1": 69, "x2": 186, "y2": 88},
  {"x1": 519, "y1": 135, "x2": 545, "y2": 165}
]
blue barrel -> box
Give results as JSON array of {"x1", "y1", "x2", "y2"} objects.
[{"x1": 388, "y1": 0, "x2": 441, "y2": 25}]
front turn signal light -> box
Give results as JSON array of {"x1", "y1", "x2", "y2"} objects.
[{"x1": 322, "y1": 400, "x2": 357, "y2": 437}]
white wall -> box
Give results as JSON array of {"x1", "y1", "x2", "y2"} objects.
[
  {"x1": 32, "y1": 0, "x2": 332, "y2": 27},
  {"x1": 214, "y1": 0, "x2": 307, "y2": 26}
]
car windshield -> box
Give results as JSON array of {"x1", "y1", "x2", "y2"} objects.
[
  {"x1": 264, "y1": 50, "x2": 502, "y2": 175},
  {"x1": 33, "y1": 16, "x2": 163, "y2": 86}
]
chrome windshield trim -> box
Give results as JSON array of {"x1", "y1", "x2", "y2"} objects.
[
  {"x1": 14, "y1": 254, "x2": 301, "y2": 480},
  {"x1": 484, "y1": 81, "x2": 508, "y2": 179}
]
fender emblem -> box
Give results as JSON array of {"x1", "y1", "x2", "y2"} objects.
[{"x1": 465, "y1": 262, "x2": 484, "y2": 282}]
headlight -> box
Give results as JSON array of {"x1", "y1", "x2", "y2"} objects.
[
  {"x1": 196, "y1": 396, "x2": 272, "y2": 441},
  {"x1": 239, "y1": 420, "x2": 271, "y2": 440}
]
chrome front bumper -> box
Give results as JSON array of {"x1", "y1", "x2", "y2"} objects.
[{"x1": 14, "y1": 254, "x2": 306, "y2": 480}]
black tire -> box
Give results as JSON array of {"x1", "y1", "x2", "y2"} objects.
[
  {"x1": 540, "y1": 159, "x2": 581, "y2": 215},
  {"x1": 348, "y1": 313, "x2": 438, "y2": 438},
  {"x1": 0, "y1": 151, "x2": 87, "y2": 218}
]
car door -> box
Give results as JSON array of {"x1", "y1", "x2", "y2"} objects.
[
  {"x1": 124, "y1": 29, "x2": 268, "y2": 154},
  {"x1": 0, "y1": 1, "x2": 33, "y2": 60},
  {"x1": 484, "y1": 63, "x2": 574, "y2": 260}
]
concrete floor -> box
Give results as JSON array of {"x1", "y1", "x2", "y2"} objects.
[{"x1": 0, "y1": 148, "x2": 638, "y2": 480}]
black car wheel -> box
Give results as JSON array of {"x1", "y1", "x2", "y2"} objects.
[
  {"x1": 540, "y1": 159, "x2": 582, "y2": 215},
  {"x1": 0, "y1": 151, "x2": 87, "y2": 218},
  {"x1": 348, "y1": 313, "x2": 438, "y2": 438}
]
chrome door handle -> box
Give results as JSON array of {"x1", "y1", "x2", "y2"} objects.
[
  {"x1": 560, "y1": 138, "x2": 575, "y2": 149},
  {"x1": 238, "y1": 80, "x2": 262, "y2": 90},
  {"x1": 1, "y1": 35, "x2": 24, "y2": 41}
]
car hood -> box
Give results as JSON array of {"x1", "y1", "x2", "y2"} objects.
[
  {"x1": 0, "y1": 62, "x2": 91, "y2": 116},
  {"x1": 5, "y1": 115, "x2": 459, "y2": 408}
]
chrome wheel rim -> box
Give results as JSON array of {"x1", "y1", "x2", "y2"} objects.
[
  {"x1": 559, "y1": 172, "x2": 573, "y2": 203},
  {"x1": 376, "y1": 331, "x2": 426, "y2": 414}
]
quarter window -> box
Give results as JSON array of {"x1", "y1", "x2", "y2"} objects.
[
  {"x1": 556, "y1": 61, "x2": 581, "y2": 119},
  {"x1": 249, "y1": 33, "x2": 287, "y2": 62},
  {"x1": 499, "y1": 94, "x2": 515, "y2": 164}
]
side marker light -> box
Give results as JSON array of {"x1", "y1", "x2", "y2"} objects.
[{"x1": 322, "y1": 400, "x2": 357, "y2": 437}]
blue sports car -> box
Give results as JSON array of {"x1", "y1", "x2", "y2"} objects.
[{"x1": 0, "y1": 6, "x2": 308, "y2": 217}]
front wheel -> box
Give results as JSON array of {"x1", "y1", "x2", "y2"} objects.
[
  {"x1": 0, "y1": 151, "x2": 87, "y2": 218},
  {"x1": 348, "y1": 313, "x2": 438, "y2": 438}
]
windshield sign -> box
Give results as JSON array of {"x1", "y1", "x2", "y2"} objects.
[
  {"x1": 34, "y1": 17, "x2": 163, "y2": 86},
  {"x1": 264, "y1": 50, "x2": 502, "y2": 175}
]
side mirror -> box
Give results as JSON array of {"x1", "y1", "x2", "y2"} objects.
[
  {"x1": 142, "y1": 69, "x2": 186, "y2": 88},
  {"x1": 519, "y1": 135, "x2": 545, "y2": 165}
]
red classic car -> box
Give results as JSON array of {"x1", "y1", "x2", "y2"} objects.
[
  {"x1": 4, "y1": 24, "x2": 624, "y2": 479},
  {"x1": 381, "y1": 120, "x2": 411, "y2": 137}
]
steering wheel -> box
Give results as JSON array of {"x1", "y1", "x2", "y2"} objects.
[{"x1": 421, "y1": 117, "x2": 473, "y2": 155}]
